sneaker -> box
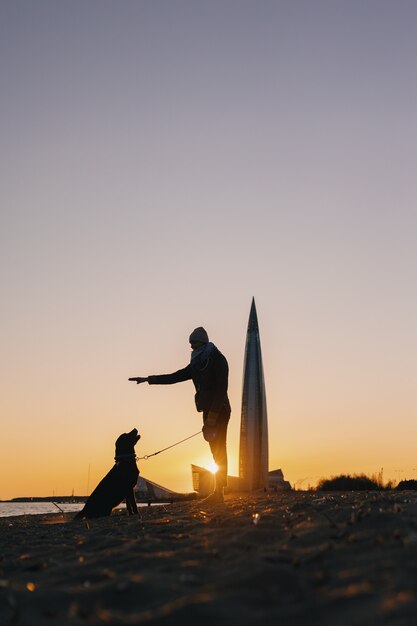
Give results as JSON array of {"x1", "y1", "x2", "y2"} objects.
[{"x1": 201, "y1": 490, "x2": 224, "y2": 504}]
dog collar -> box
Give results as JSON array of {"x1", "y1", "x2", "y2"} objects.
[{"x1": 114, "y1": 453, "x2": 138, "y2": 461}]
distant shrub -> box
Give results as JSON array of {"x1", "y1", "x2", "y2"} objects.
[
  {"x1": 316, "y1": 474, "x2": 380, "y2": 491},
  {"x1": 396, "y1": 480, "x2": 417, "y2": 491}
]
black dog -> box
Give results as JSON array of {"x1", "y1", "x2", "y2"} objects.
[{"x1": 75, "y1": 428, "x2": 140, "y2": 519}]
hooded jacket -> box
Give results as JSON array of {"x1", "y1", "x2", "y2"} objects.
[{"x1": 148, "y1": 345, "x2": 231, "y2": 414}]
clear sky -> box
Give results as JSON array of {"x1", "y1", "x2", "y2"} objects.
[{"x1": 1, "y1": 1, "x2": 416, "y2": 499}]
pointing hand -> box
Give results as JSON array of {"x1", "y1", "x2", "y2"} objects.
[{"x1": 128, "y1": 377, "x2": 148, "y2": 384}]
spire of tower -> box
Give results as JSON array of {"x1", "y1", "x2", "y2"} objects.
[
  {"x1": 239, "y1": 298, "x2": 269, "y2": 490},
  {"x1": 247, "y1": 297, "x2": 259, "y2": 332}
]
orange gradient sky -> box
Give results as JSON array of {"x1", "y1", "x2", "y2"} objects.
[{"x1": 1, "y1": 1, "x2": 417, "y2": 499}]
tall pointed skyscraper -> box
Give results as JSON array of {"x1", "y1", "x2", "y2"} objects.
[{"x1": 239, "y1": 298, "x2": 269, "y2": 490}]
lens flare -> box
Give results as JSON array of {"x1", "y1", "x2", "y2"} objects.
[{"x1": 207, "y1": 461, "x2": 218, "y2": 474}]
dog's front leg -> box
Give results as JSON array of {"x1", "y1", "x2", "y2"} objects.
[{"x1": 126, "y1": 490, "x2": 138, "y2": 515}]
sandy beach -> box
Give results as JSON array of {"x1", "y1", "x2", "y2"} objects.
[{"x1": 1, "y1": 491, "x2": 417, "y2": 625}]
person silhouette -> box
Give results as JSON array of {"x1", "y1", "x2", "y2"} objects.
[{"x1": 129, "y1": 327, "x2": 231, "y2": 503}]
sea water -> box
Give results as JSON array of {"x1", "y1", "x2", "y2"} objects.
[
  {"x1": 0, "y1": 501, "x2": 160, "y2": 518},
  {"x1": 0, "y1": 502, "x2": 84, "y2": 518}
]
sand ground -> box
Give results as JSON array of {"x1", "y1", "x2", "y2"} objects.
[{"x1": 1, "y1": 491, "x2": 417, "y2": 625}]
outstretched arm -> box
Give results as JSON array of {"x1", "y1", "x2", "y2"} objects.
[
  {"x1": 148, "y1": 365, "x2": 192, "y2": 384},
  {"x1": 128, "y1": 365, "x2": 192, "y2": 385}
]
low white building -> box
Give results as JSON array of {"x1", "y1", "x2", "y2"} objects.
[{"x1": 191, "y1": 464, "x2": 291, "y2": 497}]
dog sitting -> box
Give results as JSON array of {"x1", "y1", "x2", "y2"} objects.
[{"x1": 75, "y1": 428, "x2": 140, "y2": 519}]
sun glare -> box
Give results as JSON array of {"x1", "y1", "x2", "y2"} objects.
[{"x1": 207, "y1": 461, "x2": 219, "y2": 474}]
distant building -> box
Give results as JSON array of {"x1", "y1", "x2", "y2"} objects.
[
  {"x1": 135, "y1": 476, "x2": 177, "y2": 500},
  {"x1": 239, "y1": 298, "x2": 269, "y2": 490},
  {"x1": 191, "y1": 298, "x2": 291, "y2": 496},
  {"x1": 191, "y1": 465, "x2": 290, "y2": 497},
  {"x1": 268, "y1": 469, "x2": 292, "y2": 492},
  {"x1": 191, "y1": 464, "x2": 215, "y2": 496}
]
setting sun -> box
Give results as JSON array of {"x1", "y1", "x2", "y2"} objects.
[{"x1": 207, "y1": 461, "x2": 218, "y2": 475}]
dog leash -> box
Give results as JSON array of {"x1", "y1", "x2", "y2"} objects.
[{"x1": 138, "y1": 430, "x2": 202, "y2": 460}]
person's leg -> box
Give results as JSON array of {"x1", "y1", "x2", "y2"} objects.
[{"x1": 209, "y1": 411, "x2": 230, "y2": 494}]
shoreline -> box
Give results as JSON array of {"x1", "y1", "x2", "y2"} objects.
[
  {"x1": 0, "y1": 499, "x2": 189, "y2": 520},
  {"x1": 1, "y1": 497, "x2": 88, "y2": 504},
  {"x1": 1, "y1": 491, "x2": 417, "y2": 624},
  {"x1": 0, "y1": 494, "x2": 198, "y2": 519},
  {"x1": 1, "y1": 493, "x2": 197, "y2": 505}
]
